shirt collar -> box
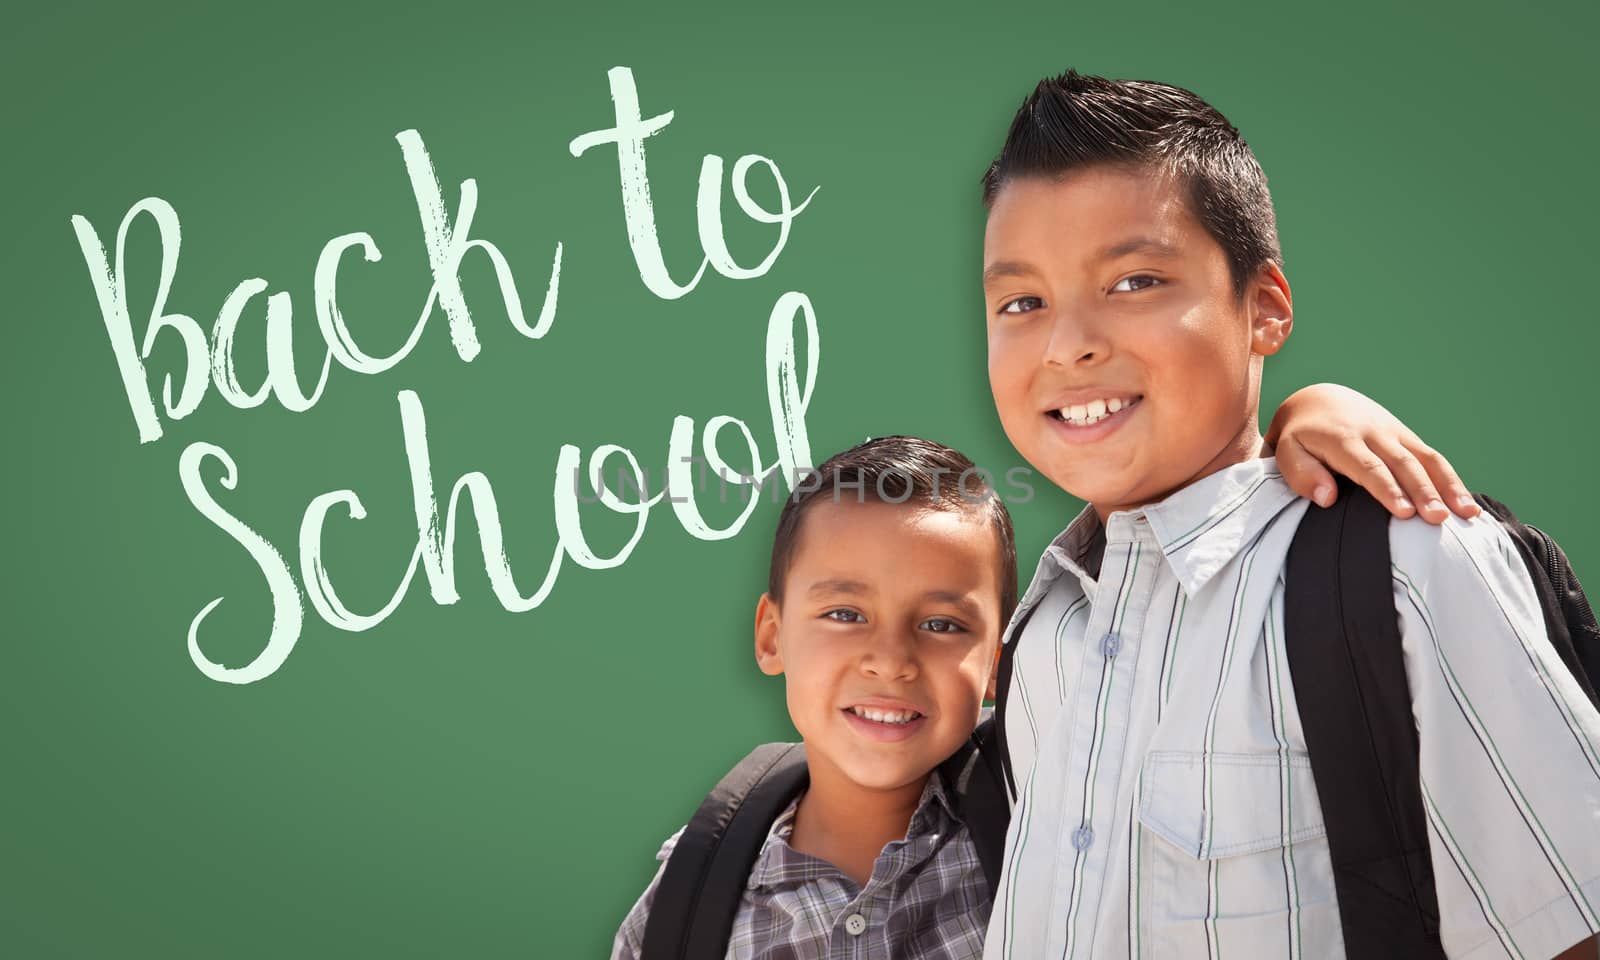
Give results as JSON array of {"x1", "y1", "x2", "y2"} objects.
[
  {"x1": 746, "y1": 773, "x2": 958, "y2": 890},
  {"x1": 1009, "y1": 457, "x2": 1298, "y2": 624},
  {"x1": 1009, "y1": 507, "x2": 1103, "y2": 626},
  {"x1": 1142, "y1": 456, "x2": 1297, "y2": 595}
]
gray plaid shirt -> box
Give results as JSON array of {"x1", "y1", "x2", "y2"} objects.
[{"x1": 610, "y1": 774, "x2": 990, "y2": 959}]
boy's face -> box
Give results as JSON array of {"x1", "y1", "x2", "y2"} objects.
[
  {"x1": 982, "y1": 167, "x2": 1292, "y2": 516},
  {"x1": 754, "y1": 499, "x2": 1003, "y2": 795}
]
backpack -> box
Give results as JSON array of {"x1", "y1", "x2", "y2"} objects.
[
  {"x1": 1283, "y1": 479, "x2": 1600, "y2": 959},
  {"x1": 638, "y1": 712, "x2": 1012, "y2": 960}
]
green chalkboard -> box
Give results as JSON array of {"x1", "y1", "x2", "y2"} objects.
[{"x1": 4, "y1": 0, "x2": 1595, "y2": 955}]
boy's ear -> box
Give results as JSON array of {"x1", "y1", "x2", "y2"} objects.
[
  {"x1": 754, "y1": 593, "x2": 784, "y2": 676},
  {"x1": 1249, "y1": 262, "x2": 1294, "y2": 358}
]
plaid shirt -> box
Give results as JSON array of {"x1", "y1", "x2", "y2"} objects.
[{"x1": 610, "y1": 773, "x2": 990, "y2": 960}]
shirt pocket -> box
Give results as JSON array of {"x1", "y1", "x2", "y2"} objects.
[{"x1": 1135, "y1": 750, "x2": 1344, "y2": 958}]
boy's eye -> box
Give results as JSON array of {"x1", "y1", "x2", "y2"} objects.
[
  {"x1": 824, "y1": 609, "x2": 865, "y2": 624},
  {"x1": 1111, "y1": 275, "x2": 1162, "y2": 293},
  {"x1": 920, "y1": 617, "x2": 967, "y2": 634},
  {"x1": 999, "y1": 296, "x2": 1044, "y2": 315}
]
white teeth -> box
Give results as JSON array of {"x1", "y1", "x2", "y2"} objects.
[
  {"x1": 851, "y1": 706, "x2": 920, "y2": 724},
  {"x1": 1057, "y1": 396, "x2": 1138, "y2": 426}
]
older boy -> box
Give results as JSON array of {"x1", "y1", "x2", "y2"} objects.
[{"x1": 981, "y1": 71, "x2": 1600, "y2": 959}]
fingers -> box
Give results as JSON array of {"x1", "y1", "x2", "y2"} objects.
[
  {"x1": 1401, "y1": 436, "x2": 1480, "y2": 520},
  {"x1": 1369, "y1": 435, "x2": 1445, "y2": 522},
  {"x1": 1270, "y1": 384, "x2": 1480, "y2": 523},
  {"x1": 1285, "y1": 430, "x2": 1418, "y2": 518},
  {"x1": 1331, "y1": 435, "x2": 1422, "y2": 519},
  {"x1": 1275, "y1": 435, "x2": 1340, "y2": 509},
  {"x1": 1289, "y1": 430, "x2": 1479, "y2": 525}
]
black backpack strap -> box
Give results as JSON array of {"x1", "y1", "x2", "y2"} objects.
[
  {"x1": 640, "y1": 743, "x2": 808, "y2": 960},
  {"x1": 937, "y1": 712, "x2": 1010, "y2": 898},
  {"x1": 992, "y1": 601, "x2": 1043, "y2": 803},
  {"x1": 1471, "y1": 494, "x2": 1600, "y2": 709},
  {"x1": 1284, "y1": 479, "x2": 1446, "y2": 960}
]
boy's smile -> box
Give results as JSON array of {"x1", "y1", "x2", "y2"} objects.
[
  {"x1": 1044, "y1": 389, "x2": 1145, "y2": 442},
  {"x1": 982, "y1": 167, "x2": 1292, "y2": 517},
  {"x1": 842, "y1": 698, "x2": 929, "y2": 740},
  {"x1": 754, "y1": 499, "x2": 1003, "y2": 796}
]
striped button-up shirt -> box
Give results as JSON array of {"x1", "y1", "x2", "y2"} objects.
[
  {"x1": 613, "y1": 772, "x2": 990, "y2": 960},
  {"x1": 985, "y1": 457, "x2": 1600, "y2": 959}
]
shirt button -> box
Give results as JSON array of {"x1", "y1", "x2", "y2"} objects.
[
  {"x1": 844, "y1": 912, "x2": 867, "y2": 936},
  {"x1": 1100, "y1": 632, "x2": 1122, "y2": 657},
  {"x1": 1072, "y1": 825, "x2": 1095, "y2": 851}
]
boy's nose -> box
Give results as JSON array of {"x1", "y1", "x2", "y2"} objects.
[
  {"x1": 1043, "y1": 310, "x2": 1111, "y2": 368},
  {"x1": 859, "y1": 631, "x2": 919, "y2": 682}
]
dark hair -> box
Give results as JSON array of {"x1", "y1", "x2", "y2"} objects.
[
  {"x1": 981, "y1": 69, "x2": 1282, "y2": 295},
  {"x1": 768, "y1": 436, "x2": 1019, "y2": 630}
]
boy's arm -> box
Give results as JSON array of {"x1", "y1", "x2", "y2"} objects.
[
  {"x1": 1391, "y1": 515, "x2": 1600, "y2": 959},
  {"x1": 609, "y1": 827, "x2": 684, "y2": 960},
  {"x1": 1266, "y1": 383, "x2": 1479, "y2": 525}
]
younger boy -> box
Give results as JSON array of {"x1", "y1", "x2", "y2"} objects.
[
  {"x1": 980, "y1": 71, "x2": 1600, "y2": 959},
  {"x1": 612, "y1": 417, "x2": 1481, "y2": 959},
  {"x1": 614, "y1": 437, "x2": 1015, "y2": 959}
]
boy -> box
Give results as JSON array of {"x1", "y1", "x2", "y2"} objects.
[
  {"x1": 612, "y1": 417, "x2": 1481, "y2": 959},
  {"x1": 613, "y1": 437, "x2": 1014, "y2": 960},
  {"x1": 980, "y1": 71, "x2": 1600, "y2": 959}
]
